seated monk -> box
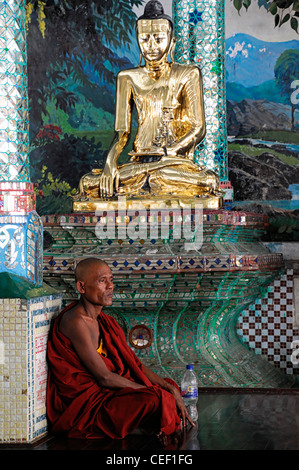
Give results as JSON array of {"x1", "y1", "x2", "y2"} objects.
[{"x1": 46, "y1": 257, "x2": 193, "y2": 439}]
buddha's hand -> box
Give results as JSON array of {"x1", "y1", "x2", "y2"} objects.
[{"x1": 99, "y1": 163, "x2": 120, "y2": 198}]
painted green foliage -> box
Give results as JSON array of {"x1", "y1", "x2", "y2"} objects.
[
  {"x1": 26, "y1": 0, "x2": 143, "y2": 214},
  {"x1": 232, "y1": 0, "x2": 299, "y2": 32}
]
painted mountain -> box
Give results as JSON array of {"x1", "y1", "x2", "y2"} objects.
[
  {"x1": 225, "y1": 33, "x2": 299, "y2": 102},
  {"x1": 225, "y1": 33, "x2": 299, "y2": 136},
  {"x1": 225, "y1": 33, "x2": 299, "y2": 210}
]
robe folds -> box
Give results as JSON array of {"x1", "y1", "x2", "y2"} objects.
[{"x1": 46, "y1": 302, "x2": 181, "y2": 439}]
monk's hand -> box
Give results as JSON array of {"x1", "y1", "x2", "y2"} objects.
[
  {"x1": 99, "y1": 163, "x2": 120, "y2": 198},
  {"x1": 168, "y1": 385, "x2": 195, "y2": 428}
]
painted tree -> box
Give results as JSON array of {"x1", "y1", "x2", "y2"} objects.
[
  {"x1": 274, "y1": 49, "x2": 299, "y2": 132},
  {"x1": 25, "y1": 0, "x2": 144, "y2": 214},
  {"x1": 26, "y1": 0, "x2": 144, "y2": 137},
  {"x1": 232, "y1": 0, "x2": 299, "y2": 32}
]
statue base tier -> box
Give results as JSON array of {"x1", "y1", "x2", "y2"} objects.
[
  {"x1": 72, "y1": 194, "x2": 223, "y2": 212},
  {"x1": 41, "y1": 208, "x2": 293, "y2": 388}
]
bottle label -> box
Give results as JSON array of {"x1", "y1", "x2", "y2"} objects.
[{"x1": 181, "y1": 385, "x2": 198, "y2": 399}]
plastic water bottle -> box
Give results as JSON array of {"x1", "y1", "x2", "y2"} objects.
[{"x1": 181, "y1": 364, "x2": 198, "y2": 422}]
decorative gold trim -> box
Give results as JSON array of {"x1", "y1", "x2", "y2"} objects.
[{"x1": 72, "y1": 195, "x2": 223, "y2": 212}]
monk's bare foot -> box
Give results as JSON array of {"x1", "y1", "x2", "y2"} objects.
[{"x1": 156, "y1": 431, "x2": 168, "y2": 447}]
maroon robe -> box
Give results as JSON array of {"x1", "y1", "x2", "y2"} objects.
[{"x1": 46, "y1": 302, "x2": 181, "y2": 439}]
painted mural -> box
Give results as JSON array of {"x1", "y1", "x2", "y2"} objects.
[
  {"x1": 225, "y1": 0, "x2": 299, "y2": 240},
  {"x1": 26, "y1": 0, "x2": 143, "y2": 214},
  {"x1": 26, "y1": 0, "x2": 299, "y2": 240}
]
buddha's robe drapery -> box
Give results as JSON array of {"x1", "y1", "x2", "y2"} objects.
[
  {"x1": 46, "y1": 303, "x2": 181, "y2": 439},
  {"x1": 115, "y1": 63, "x2": 206, "y2": 159}
]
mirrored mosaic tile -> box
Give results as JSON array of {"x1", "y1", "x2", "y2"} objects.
[
  {"x1": 173, "y1": 0, "x2": 228, "y2": 180},
  {"x1": 0, "y1": 0, "x2": 30, "y2": 182},
  {"x1": 0, "y1": 295, "x2": 62, "y2": 443}
]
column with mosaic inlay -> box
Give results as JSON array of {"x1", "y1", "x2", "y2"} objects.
[
  {"x1": 0, "y1": 0, "x2": 42, "y2": 284},
  {"x1": 0, "y1": 0, "x2": 62, "y2": 444},
  {"x1": 173, "y1": 0, "x2": 233, "y2": 204}
]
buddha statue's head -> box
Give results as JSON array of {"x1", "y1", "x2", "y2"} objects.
[{"x1": 136, "y1": 0, "x2": 174, "y2": 66}]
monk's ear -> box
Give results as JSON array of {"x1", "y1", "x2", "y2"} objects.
[{"x1": 76, "y1": 280, "x2": 85, "y2": 294}]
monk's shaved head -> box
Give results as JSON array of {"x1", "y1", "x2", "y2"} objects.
[{"x1": 75, "y1": 258, "x2": 109, "y2": 282}]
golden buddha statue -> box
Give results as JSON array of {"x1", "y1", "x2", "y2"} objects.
[{"x1": 73, "y1": 0, "x2": 222, "y2": 211}]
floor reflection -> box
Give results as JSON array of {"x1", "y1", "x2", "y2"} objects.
[{"x1": 1, "y1": 389, "x2": 299, "y2": 451}]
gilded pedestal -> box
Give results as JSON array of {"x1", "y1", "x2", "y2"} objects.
[{"x1": 73, "y1": 194, "x2": 223, "y2": 213}]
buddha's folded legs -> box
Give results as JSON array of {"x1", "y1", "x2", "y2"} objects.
[
  {"x1": 77, "y1": 161, "x2": 219, "y2": 199},
  {"x1": 148, "y1": 166, "x2": 218, "y2": 196},
  {"x1": 117, "y1": 173, "x2": 149, "y2": 195},
  {"x1": 117, "y1": 160, "x2": 219, "y2": 197}
]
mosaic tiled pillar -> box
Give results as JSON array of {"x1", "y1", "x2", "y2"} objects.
[
  {"x1": 173, "y1": 0, "x2": 233, "y2": 202},
  {"x1": 0, "y1": 0, "x2": 42, "y2": 284},
  {"x1": 0, "y1": 0, "x2": 30, "y2": 181},
  {"x1": 0, "y1": 294, "x2": 61, "y2": 443},
  {"x1": 0, "y1": 1, "x2": 62, "y2": 443}
]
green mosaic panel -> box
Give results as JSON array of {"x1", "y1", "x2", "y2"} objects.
[
  {"x1": 173, "y1": 0, "x2": 228, "y2": 181},
  {"x1": 0, "y1": 0, "x2": 30, "y2": 182},
  {"x1": 41, "y1": 212, "x2": 290, "y2": 387},
  {"x1": 104, "y1": 270, "x2": 290, "y2": 387}
]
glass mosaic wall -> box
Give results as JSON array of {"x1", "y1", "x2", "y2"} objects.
[
  {"x1": 0, "y1": 0, "x2": 30, "y2": 182},
  {"x1": 0, "y1": 294, "x2": 62, "y2": 443},
  {"x1": 173, "y1": 0, "x2": 228, "y2": 181},
  {"x1": 0, "y1": 0, "x2": 42, "y2": 286}
]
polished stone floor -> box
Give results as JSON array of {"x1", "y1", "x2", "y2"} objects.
[{"x1": 2, "y1": 388, "x2": 299, "y2": 452}]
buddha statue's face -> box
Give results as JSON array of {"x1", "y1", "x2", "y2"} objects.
[{"x1": 137, "y1": 19, "x2": 172, "y2": 64}]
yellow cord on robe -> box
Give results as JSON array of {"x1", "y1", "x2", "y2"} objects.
[{"x1": 97, "y1": 338, "x2": 107, "y2": 357}]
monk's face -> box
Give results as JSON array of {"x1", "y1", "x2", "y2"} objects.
[
  {"x1": 77, "y1": 263, "x2": 114, "y2": 307},
  {"x1": 137, "y1": 19, "x2": 172, "y2": 64}
]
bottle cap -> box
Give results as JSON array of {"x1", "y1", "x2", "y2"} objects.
[{"x1": 186, "y1": 364, "x2": 193, "y2": 370}]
